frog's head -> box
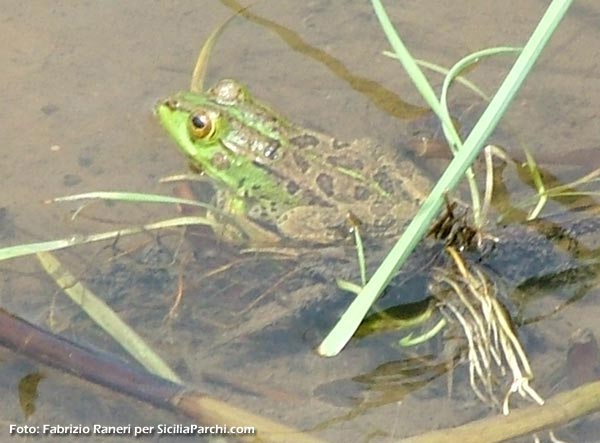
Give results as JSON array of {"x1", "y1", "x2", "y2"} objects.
[
  {"x1": 156, "y1": 79, "x2": 292, "y2": 188},
  {"x1": 156, "y1": 79, "x2": 304, "y2": 215},
  {"x1": 156, "y1": 88, "x2": 232, "y2": 176}
]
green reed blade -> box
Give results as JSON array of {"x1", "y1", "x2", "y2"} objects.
[{"x1": 318, "y1": 0, "x2": 573, "y2": 357}]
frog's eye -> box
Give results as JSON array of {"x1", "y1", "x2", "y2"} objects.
[{"x1": 188, "y1": 110, "x2": 215, "y2": 139}]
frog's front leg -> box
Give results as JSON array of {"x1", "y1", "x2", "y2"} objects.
[{"x1": 213, "y1": 193, "x2": 280, "y2": 246}]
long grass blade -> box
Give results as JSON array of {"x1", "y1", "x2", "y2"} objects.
[
  {"x1": 439, "y1": 47, "x2": 522, "y2": 153},
  {"x1": 190, "y1": 5, "x2": 251, "y2": 92},
  {"x1": 49, "y1": 191, "x2": 213, "y2": 209},
  {"x1": 318, "y1": 0, "x2": 573, "y2": 357},
  {"x1": 382, "y1": 54, "x2": 490, "y2": 100},
  {"x1": 36, "y1": 251, "x2": 181, "y2": 383},
  {"x1": 0, "y1": 216, "x2": 211, "y2": 262}
]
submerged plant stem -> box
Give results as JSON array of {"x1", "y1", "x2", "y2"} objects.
[{"x1": 397, "y1": 380, "x2": 600, "y2": 443}]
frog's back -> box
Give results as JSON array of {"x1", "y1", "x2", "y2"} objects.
[{"x1": 258, "y1": 128, "x2": 433, "y2": 241}]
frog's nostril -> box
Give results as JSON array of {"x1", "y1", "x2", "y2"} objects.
[
  {"x1": 154, "y1": 98, "x2": 178, "y2": 117},
  {"x1": 159, "y1": 98, "x2": 179, "y2": 110}
]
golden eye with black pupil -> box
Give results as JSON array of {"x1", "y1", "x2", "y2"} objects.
[{"x1": 188, "y1": 110, "x2": 215, "y2": 139}]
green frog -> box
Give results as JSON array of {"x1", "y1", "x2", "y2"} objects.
[{"x1": 156, "y1": 78, "x2": 433, "y2": 245}]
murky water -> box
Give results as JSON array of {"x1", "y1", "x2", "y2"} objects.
[{"x1": 1, "y1": 1, "x2": 600, "y2": 442}]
